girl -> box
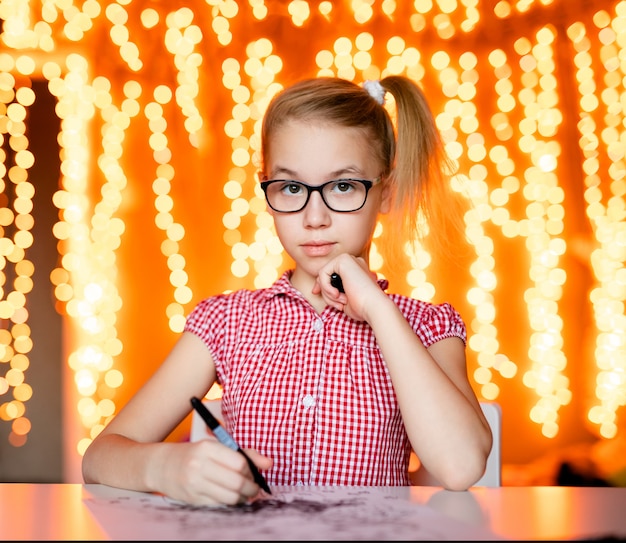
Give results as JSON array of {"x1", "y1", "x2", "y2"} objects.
[{"x1": 82, "y1": 76, "x2": 492, "y2": 506}]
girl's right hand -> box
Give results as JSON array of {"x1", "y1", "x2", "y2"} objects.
[
  {"x1": 153, "y1": 440, "x2": 273, "y2": 506},
  {"x1": 314, "y1": 255, "x2": 388, "y2": 323}
]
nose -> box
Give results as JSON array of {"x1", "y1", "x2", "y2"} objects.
[{"x1": 302, "y1": 190, "x2": 330, "y2": 228}]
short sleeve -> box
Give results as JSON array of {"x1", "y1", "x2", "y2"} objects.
[
  {"x1": 184, "y1": 296, "x2": 226, "y2": 364},
  {"x1": 405, "y1": 301, "x2": 467, "y2": 349}
]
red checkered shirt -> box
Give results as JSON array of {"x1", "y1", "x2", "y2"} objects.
[{"x1": 184, "y1": 270, "x2": 467, "y2": 486}]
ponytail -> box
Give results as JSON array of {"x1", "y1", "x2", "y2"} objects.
[{"x1": 379, "y1": 75, "x2": 470, "y2": 260}]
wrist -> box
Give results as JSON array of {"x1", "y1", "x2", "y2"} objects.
[
  {"x1": 363, "y1": 291, "x2": 397, "y2": 326},
  {"x1": 143, "y1": 442, "x2": 173, "y2": 493}
]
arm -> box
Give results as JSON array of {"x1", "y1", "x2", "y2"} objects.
[
  {"x1": 318, "y1": 257, "x2": 492, "y2": 490},
  {"x1": 368, "y1": 304, "x2": 492, "y2": 490},
  {"x1": 81, "y1": 331, "x2": 273, "y2": 505}
]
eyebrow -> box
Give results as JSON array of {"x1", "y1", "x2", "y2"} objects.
[{"x1": 269, "y1": 166, "x2": 368, "y2": 180}]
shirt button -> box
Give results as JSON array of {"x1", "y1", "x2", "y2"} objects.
[
  {"x1": 302, "y1": 394, "x2": 315, "y2": 408},
  {"x1": 313, "y1": 318, "x2": 323, "y2": 332}
]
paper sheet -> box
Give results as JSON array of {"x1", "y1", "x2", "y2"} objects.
[{"x1": 83, "y1": 485, "x2": 505, "y2": 540}]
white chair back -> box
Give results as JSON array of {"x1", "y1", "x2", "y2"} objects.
[{"x1": 189, "y1": 399, "x2": 223, "y2": 443}]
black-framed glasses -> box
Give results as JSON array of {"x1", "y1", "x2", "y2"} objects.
[{"x1": 260, "y1": 177, "x2": 381, "y2": 213}]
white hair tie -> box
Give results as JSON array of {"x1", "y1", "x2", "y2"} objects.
[{"x1": 363, "y1": 80, "x2": 385, "y2": 105}]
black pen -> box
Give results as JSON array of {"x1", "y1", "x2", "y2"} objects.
[
  {"x1": 190, "y1": 396, "x2": 271, "y2": 494},
  {"x1": 330, "y1": 272, "x2": 344, "y2": 293}
]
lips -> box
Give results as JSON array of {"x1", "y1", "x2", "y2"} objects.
[{"x1": 301, "y1": 240, "x2": 335, "y2": 257}]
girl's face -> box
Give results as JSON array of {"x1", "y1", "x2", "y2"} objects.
[{"x1": 264, "y1": 119, "x2": 390, "y2": 287}]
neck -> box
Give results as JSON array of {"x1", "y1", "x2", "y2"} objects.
[{"x1": 289, "y1": 270, "x2": 327, "y2": 314}]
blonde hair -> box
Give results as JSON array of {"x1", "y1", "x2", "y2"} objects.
[{"x1": 260, "y1": 76, "x2": 468, "y2": 259}]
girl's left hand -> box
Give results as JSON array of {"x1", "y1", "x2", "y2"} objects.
[{"x1": 312, "y1": 255, "x2": 388, "y2": 322}]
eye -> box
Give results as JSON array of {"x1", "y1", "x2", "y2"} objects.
[
  {"x1": 330, "y1": 179, "x2": 359, "y2": 194},
  {"x1": 278, "y1": 181, "x2": 305, "y2": 195}
]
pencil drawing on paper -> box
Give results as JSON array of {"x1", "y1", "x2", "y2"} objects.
[{"x1": 83, "y1": 486, "x2": 502, "y2": 540}]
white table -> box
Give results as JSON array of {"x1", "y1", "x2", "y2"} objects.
[{"x1": 0, "y1": 483, "x2": 625, "y2": 540}]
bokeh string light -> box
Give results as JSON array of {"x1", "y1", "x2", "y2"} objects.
[
  {"x1": 0, "y1": 67, "x2": 35, "y2": 448},
  {"x1": 0, "y1": 1, "x2": 624, "y2": 461}
]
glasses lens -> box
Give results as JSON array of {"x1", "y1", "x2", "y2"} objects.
[
  {"x1": 322, "y1": 180, "x2": 368, "y2": 212},
  {"x1": 265, "y1": 181, "x2": 308, "y2": 212}
]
